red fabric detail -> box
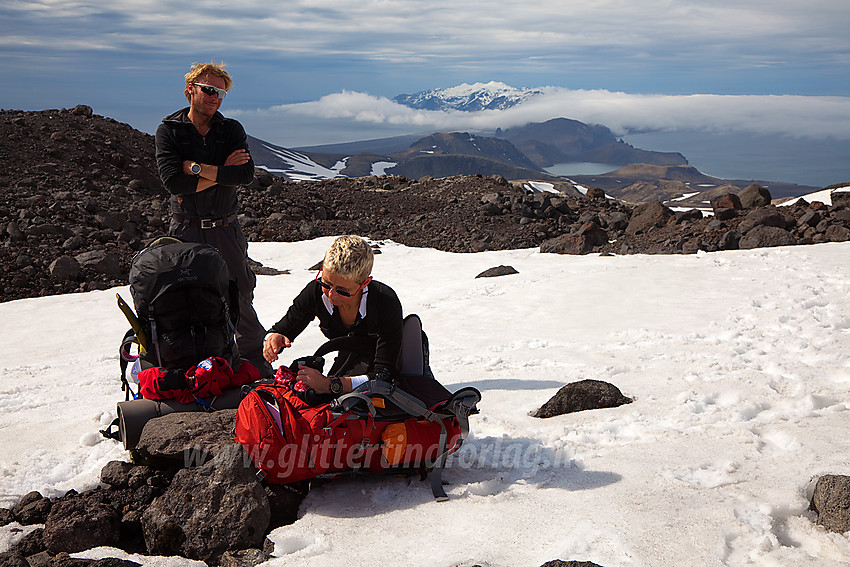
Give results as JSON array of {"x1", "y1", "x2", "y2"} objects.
[
  {"x1": 185, "y1": 356, "x2": 234, "y2": 399},
  {"x1": 138, "y1": 367, "x2": 187, "y2": 401},
  {"x1": 233, "y1": 360, "x2": 261, "y2": 386},
  {"x1": 139, "y1": 357, "x2": 261, "y2": 404},
  {"x1": 274, "y1": 365, "x2": 308, "y2": 392}
]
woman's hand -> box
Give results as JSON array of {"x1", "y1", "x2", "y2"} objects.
[
  {"x1": 296, "y1": 365, "x2": 330, "y2": 394},
  {"x1": 263, "y1": 333, "x2": 291, "y2": 363}
]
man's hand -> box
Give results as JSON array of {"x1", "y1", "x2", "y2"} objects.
[
  {"x1": 224, "y1": 149, "x2": 251, "y2": 166},
  {"x1": 263, "y1": 333, "x2": 291, "y2": 363}
]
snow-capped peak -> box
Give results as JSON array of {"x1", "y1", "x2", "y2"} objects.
[{"x1": 393, "y1": 82, "x2": 544, "y2": 112}]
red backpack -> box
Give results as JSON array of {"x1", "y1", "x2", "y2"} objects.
[{"x1": 234, "y1": 317, "x2": 480, "y2": 500}]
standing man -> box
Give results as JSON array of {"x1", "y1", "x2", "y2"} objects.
[{"x1": 155, "y1": 61, "x2": 273, "y2": 377}]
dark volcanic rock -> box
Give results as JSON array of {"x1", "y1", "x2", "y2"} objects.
[
  {"x1": 625, "y1": 201, "x2": 672, "y2": 235},
  {"x1": 141, "y1": 445, "x2": 270, "y2": 564},
  {"x1": 0, "y1": 552, "x2": 30, "y2": 567},
  {"x1": 711, "y1": 193, "x2": 743, "y2": 212},
  {"x1": 534, "y1": 380, "x2": 632, "y2": 418},
  {"x1": 541, "y1": 222, "x2": 608, "y2": 255},
  {"x1": 219, "y1": 549, "x2": 272, "y2": 567},
  {"x1": 810, "y1": 474, "x2": 850, "y2": 533},
  {"x1": 737, "y1": 207, "x2": 788, "y2": 233},
  {"x1": 475, "y1": 265, "x2": 519, "y2": 278},
  {"x1": 42, "y1": 494, "x2": 121, "y2": 554},
  {"x1": 12, "y1": 492, "x2": 52, "y2": 525},
  {"x1": 831, "y1": 188, "x2": 850, "y2": 208},
  {"x1": 738, "y1": 184, "x2": 772, "y2": 208},
  {"x1": 99, "y1": 460, "x2": 135, "y2": 488},
  {"x1": 11, "y1": 527, "x2": 45, "y2": 556},
  {"x1": 739, "y1": 225, "x2": 797, "y2": 249},
  {"x1": 135, "y1": 410, "x2": 239, "y2": 467}
]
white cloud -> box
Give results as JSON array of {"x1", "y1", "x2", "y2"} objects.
[{"x1": 234, "y1": 88, "x2": 850, "y2": 141}]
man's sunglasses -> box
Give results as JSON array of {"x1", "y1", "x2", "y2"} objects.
[
  {"x1": 315, "y1": 271, "x2": 370, "y2": 298},
  {"x1": 193, "y1": 83, "x2": 227, "y2": 99}
]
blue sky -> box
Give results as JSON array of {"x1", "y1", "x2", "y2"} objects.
[{"x1": 2, "y1": 0, "x2": 849, "y2": 149}]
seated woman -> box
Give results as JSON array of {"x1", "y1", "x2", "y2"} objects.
[{"x1": 262, "y1": 235, "x2": 403, "y2": 396}]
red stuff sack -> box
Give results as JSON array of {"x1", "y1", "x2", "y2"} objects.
[{"x1": 138, "y1": 357, "x2": 259, "y2": 404}]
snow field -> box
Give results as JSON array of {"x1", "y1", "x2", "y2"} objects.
[{"x1": 1, "y1": 238, "x2": 849, "y2": 566}]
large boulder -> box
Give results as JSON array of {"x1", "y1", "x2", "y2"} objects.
[
  {"x1": 42, "y1": 493, "x2": 121, "y2": 554},
  {"x1": 12, "y1": 491, "x2": 52, "y2": 525},
  {"x1": 141, "y1": 445, "x2": 271, "y2": 564},
  {"x1": 48, "y1": 256, "x2": 81, "y2": 281},
  {"x1": 738, "y1": 184, "x2": 772, "y2": 208},
  {"x1": 135, "y1": 409, "x2": 239, "y2": 467},
  {"x1": 0, "y1": 552, "x2": 30, "y2": 567},
  {"x1": 626, "y1": 201, "x2": 672, "y2": 235},
  {"x1": 710, "y1": 193, "x2": 743, "y2": 212},
  {"x1": 825, "y1": 225, "x2": 850, "y2": 242},
  {"x1": 737, "y1": 206, "x2": 788, "y2": 233},
  {"x1": 831, "y1": 188, "x2": 850, "y2": 208},
  {"x1": 738, "y1": 225, "x2": 797, "y2": 249},
  {"x1": 74, "y1": 250, "x2": 121, "y2": 276},
  {"x1": 534, "y1": 380, "x2": 632, "y2": 418},
  {"x1": 541, "y1": 222, "x2": 608, "y2": 255},
  {"x1": 810, "y1": 474, "x2": 850, "y2": 533}
]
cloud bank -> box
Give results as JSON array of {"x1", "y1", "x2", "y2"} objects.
[{"x1": 233, "y1": 88, "x2": 850, "y2": 143}]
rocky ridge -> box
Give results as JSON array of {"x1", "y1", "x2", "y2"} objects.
[{"x1": 2, "y1": 106, "x2": 849, "y2": 303}]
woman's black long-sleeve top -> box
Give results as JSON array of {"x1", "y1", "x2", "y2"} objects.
[{"x1": 268, "y1": 279, "x2": 404, "y2": 377}]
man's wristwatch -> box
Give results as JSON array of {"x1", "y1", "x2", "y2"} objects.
[
  {"x1": 190, "y1": 162, "x2": 201, "y2": 176},
  {"x1": 329, "y1": 377, "x2": 343, "y2": 395}
]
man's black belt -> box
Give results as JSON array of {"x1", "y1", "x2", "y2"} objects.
[{"x1": 173, "y1": 213, "x2": 238, "y2": 229}]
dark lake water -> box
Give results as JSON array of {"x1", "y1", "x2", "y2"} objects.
[
  {"x1": 544, "y1": 131, "x2": 848, "y2": 188},
  {"x1": 620, "y1": 130, "x2": 849, "y2": 188}
]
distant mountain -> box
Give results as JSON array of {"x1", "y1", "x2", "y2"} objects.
[
  {"x1": 248, "y1": 136, "x2": 347, "y2": 181},
  {"x1": 393, "y1": 81, "x2": 544, "y2": 111},
  {"x1": 379, "y1": 132, "x2": 556, "y2": 179},
  {"x1": 391, "y1": 132, "x2": 541, "y2": 171},
  {"x1": 284, "y1": 118, "x2": 687, "y2": 181},
  {"x1": 251, "y1": 116, "x2": 818, "y2": 201},
  {"x1": 498, "y1": 118, "x2": 688, "y2": 168},
  {"x1": 293, "y1": 133, "x2": 428, "y2": 156}
]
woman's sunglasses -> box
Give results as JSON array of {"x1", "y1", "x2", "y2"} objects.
[
  {"x1": 315, "y1": 271, "x2": 370, "y2": 297},
  {"x1": 193, "y1": 83, "x2": 227, "y2": 99}
]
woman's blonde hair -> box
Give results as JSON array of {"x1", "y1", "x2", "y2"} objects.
[
  {"x1": 184, "y1": 61, "x2": 233, "y2": 102},
  {"x1": 322, "y1": 235, "x2": 374, "y2": 283}
]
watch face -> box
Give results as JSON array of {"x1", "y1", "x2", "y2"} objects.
[
  {"x1": 330, "y1": 378, "x2": 342, "y2": 394},
  {"x1": 191, "y1": 163, "x2": 201, "y2": 174}
]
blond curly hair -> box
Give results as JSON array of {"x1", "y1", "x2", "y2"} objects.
[{"x1": 322, "y1": 235, "x2": 374, "y2": 283}]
